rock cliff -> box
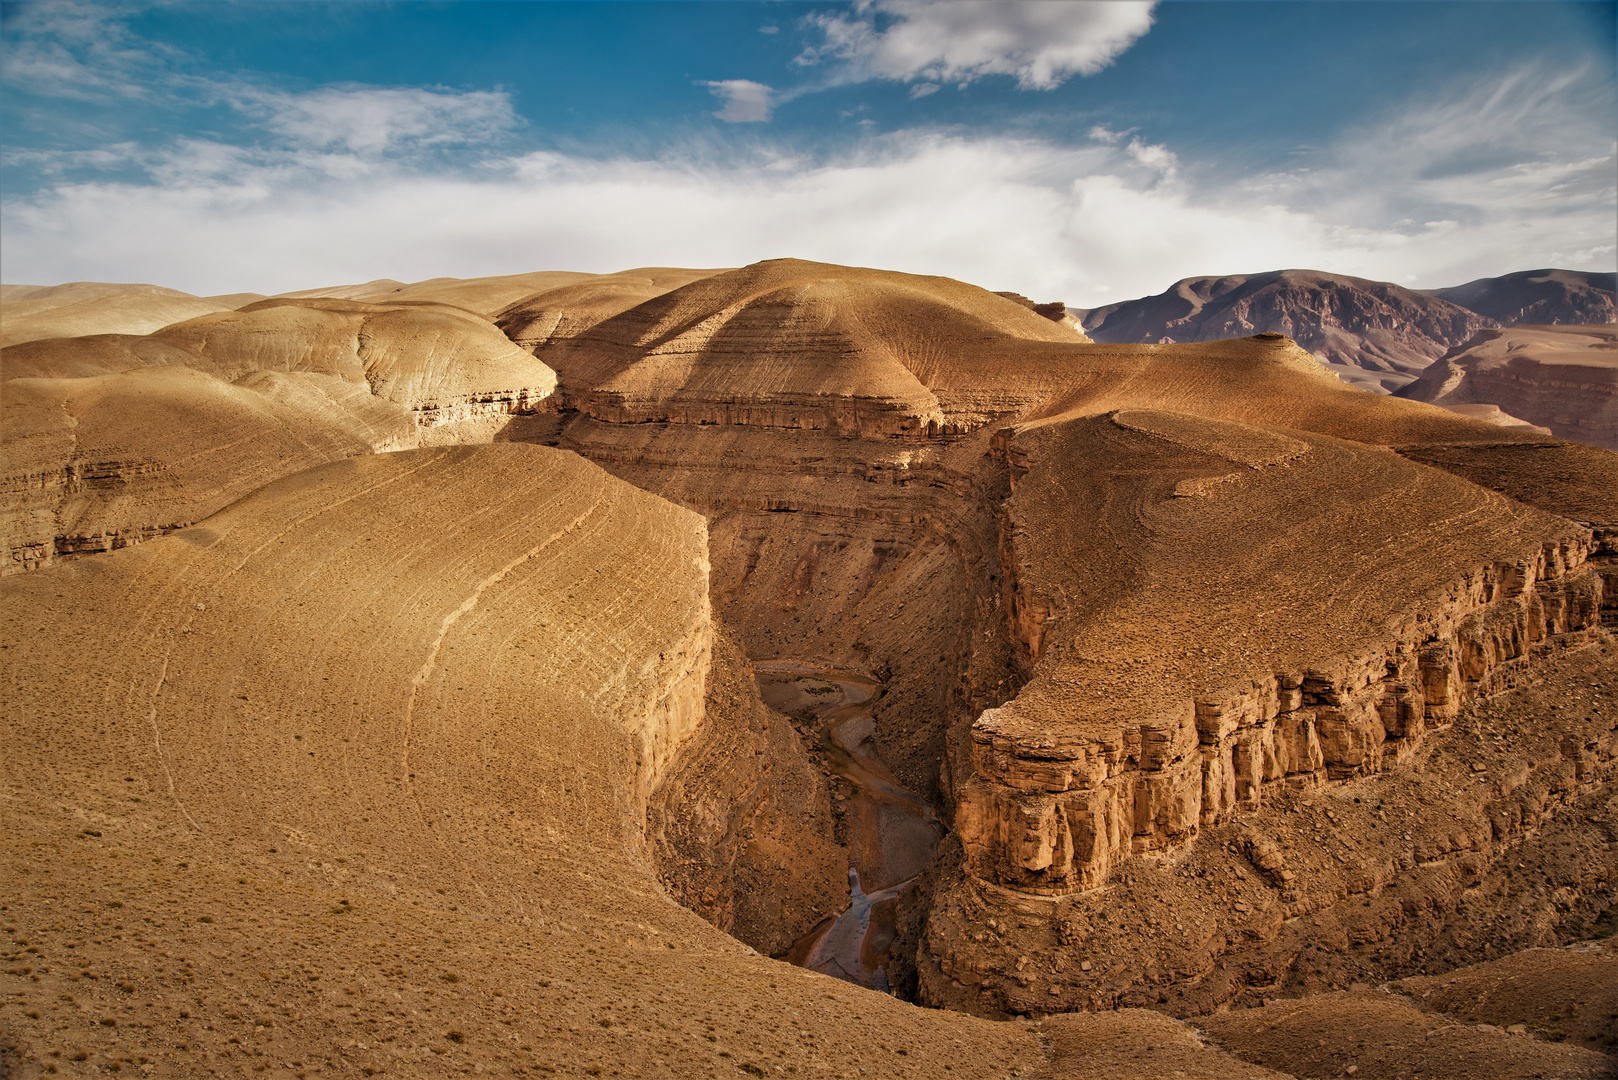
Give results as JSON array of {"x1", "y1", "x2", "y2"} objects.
[
  {"x1": 0, "y1": 445, "x2": 1055, "y2": 1078},
  {"x1": 953, "y1": 410, "x2": 1605, "y2": 897}
]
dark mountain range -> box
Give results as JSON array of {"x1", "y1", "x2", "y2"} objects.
[
  {"x1": 1421, "y1": 269, "x2": 1616, "y2": 327},
  {"x1": 1079, "y1": 268, "x2": 1615, "y2": 393}
]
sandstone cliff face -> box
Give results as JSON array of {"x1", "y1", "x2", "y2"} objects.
[
  {"x1": 1393, "y1": 324, "x2": 1618, "y2": 451},
  {"x1": 919, "y1": 640, "x2": 1618, "y2": 1022},
  {"x1": 1080, "y1": 270, "x2": 1497, "y2": 393},
  {"x1": 950, "y1": 410, "x2": 1607, "y2": 898}
]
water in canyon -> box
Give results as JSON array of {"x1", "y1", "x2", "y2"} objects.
[{"x1": 753, "y1": 660, "x2": 945, "y2": 993}]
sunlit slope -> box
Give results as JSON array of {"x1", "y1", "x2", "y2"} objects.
[
  {"x1": 534, "y1": 260, "x2": 1558, "y2": 448},
  {"x1": 0, "y1": 444, "x2": 1047, "y2": 1078},
  {"x1": 540, "y1": 258, "x2": 1089, "y2": 436},
  {"x1": 272, "y1": 267, "x2": 726, "y2": 319},
  {"x1": 0, "y1": 290, "x2": 236, "y2": 348},
  {"x1": 1, "y1": 298, "x2": 557, "y2": 572}
]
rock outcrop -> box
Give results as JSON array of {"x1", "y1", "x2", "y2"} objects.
[
  {"x1": 0, "y1": 445, "x2": 1056, "y2": 1078},
  {"x1": 1394, "y1": 324, "x2": 1618, "y2": 451},
  {"x1": 952, "y1": 410, "x2": 1606, "y2": 896},
  {"x1": 534, "y1": 258, "x2": 1089, "y2": 438},
  {"x1": 7, "y1": 258, "x2": 1618, "y2": 1078}
]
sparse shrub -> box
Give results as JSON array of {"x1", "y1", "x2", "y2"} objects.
[
  {"x1": 441, "y1": 973, "x2": 459, "y2": 983},
  {"x1": 446, "y1": 1030, "x2": 464, "y2": 1043},
  {"x1": 1546, "y1": 1029, "x2": 1567, "y2": 1042}
]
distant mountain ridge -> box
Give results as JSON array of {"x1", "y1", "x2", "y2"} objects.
[
  {"x1": 1420, "y1": 269, "x2": 1617, "y2": 327},
  {"x1": 1080, "y1": 268, "x2": 1616, "y2": 393}
]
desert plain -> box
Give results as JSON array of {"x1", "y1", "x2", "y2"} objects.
[{"x1": 2, "y1": 258, "x2": 1616, "y2": 1080}]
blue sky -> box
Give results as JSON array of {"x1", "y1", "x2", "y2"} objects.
[{"x1": 2, "y1": 0, "x2": 1614, "y2": 304}]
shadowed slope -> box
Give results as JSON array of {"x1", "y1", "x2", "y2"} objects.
[
  {"x1": 0, "y1": 444, "x2": 1053, "y2": 1078},
  {"x1": 496, "y1": 268, "x2": 730, "y2": 352}
]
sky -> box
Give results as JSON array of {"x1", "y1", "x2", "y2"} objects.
[{"x1": 1, "y1": 0, "x2": 1614, "y2": 305}]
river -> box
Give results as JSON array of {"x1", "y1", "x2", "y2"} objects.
[{"x1": 752, "y1": 660, "x2": 946, "y2": 993}]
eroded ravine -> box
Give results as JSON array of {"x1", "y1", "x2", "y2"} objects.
[{"x1": 753, "y1": 659, "x2": 945, "y2": 992}]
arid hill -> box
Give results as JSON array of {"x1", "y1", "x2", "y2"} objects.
[
  {"x1": 1423, "y1": 269, "x2": 1618, "y2": 327},
  {"x1": 1, "y1": 297, "x2": 557, "y2": 572},
  {"x1": 3, "y1": 258, "x2": 1616, "y2": 1079},
  {"x1": 1394, "y1": 324, "x2": 1618, "y2": 451},
  {"x1": 0, "y1": 283, "x2": 237, "y2": 348},
  {"x1": 274, "y1": 266, "x2": 726, "y2": 320}
]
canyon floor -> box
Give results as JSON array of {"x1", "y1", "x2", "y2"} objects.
[{"x1": 3, "y1": 260, "x2": 1616, "y2": 1079}]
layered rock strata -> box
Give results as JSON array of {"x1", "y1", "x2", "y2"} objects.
[
  {"x1": 918, "y1": 638, "x2": 1618, "y2": 1020},
  {"x1": 533, "y1": 259, "x2": 1087, "y2": 439},
  {"x1": 953, "y1": 409, "x2": 1606, "y2": 897},
  {"x1": 1, "y1": 297, "x2": 557, "y2": 572}
]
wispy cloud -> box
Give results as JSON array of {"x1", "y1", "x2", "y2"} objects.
[
  {"x1": 1243, "y1": 64, "x2": 1617, "y2": 281},
  {"x1": 703, "y1": 79, "x2": 774, "y2": 123},
  {"x1": 797, "y1": 0, "x2": 1157, "y2": 90},
  {"x1": 0, "y1": 0, "x2": 174, "y2": 100},
  {"x1": 232, "y1": 85, "x2": 519, "y2": 155}
]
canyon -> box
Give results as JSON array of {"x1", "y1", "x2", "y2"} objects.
[{"x1": 2, "y1": 259, "x2": 1616, "y2": 1079}]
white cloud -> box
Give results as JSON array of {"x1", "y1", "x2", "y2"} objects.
[
  {"x1": 4, "y1": 113, "x2": 1609, "y2": 306},
  {"x1": 908, "y1": 82, "x2": 940, "y2": 99},
  {"x1": 798, "y1": 0, "x2": 1157, "y2": 90},
  {"x1": 2, "y1": 62, "x2": 1610, "y2": 306},
  {"x1": 230, "y1": 85, "x2": 518, "y2": 155},
  {"x1": 703, "y1": 79, "x2": 775, "y2": 123}
]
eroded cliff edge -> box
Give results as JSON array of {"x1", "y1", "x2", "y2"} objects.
[
  {"x1": 954, "y1": 409, "x2": 1606, "y2": 896},
  {"x1": 915, "y1": 410, "x2": 1616, "y2": 1018}
]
